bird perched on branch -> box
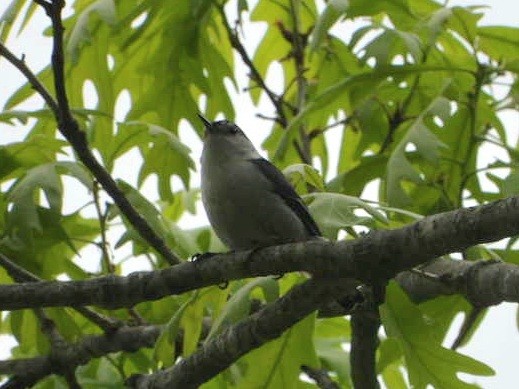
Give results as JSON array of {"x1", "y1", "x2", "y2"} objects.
[{"x1": 198, "y1": 114, "x2": 321, "y2": 251}]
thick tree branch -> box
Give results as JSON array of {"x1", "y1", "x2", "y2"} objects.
[
  {"x1": 127, "y1": 279, "x2": 359, "y2": 388},
  {"x1": 0, "y1": 325, "x2": 162, "y2": 388},
  {"x1": 1, "y1": 196, "x2": 518, "y2": 310},
  {"x1": 0, "y1": 253, "x2": 122, "y2": 332},
  {"x1": 395, "y1": 257, "x2": 519, "y2": 307},
  {"x1": 351, "y1": 310, "x2": 380, "y2": 389},
  {"x1": 32, "y1": 309, "x2": 82, "y2": 388}
]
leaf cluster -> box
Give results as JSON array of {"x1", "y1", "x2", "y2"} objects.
[{"x1": 1, "y1": 0, "x2": 519, "y2": 387}]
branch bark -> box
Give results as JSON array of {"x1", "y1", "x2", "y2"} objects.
[
  {"x1": 0, "y1": 325, "x2": 162, "y2": 388},
  {"x1": 351, "y1": 310, "x2": 380, "y2": 389},
  {"x1": 0, "y1": 196, "x2": 518, "y2": 311},
  {"x1": 127, "y1": 279, "x2": 359, "y2": 388},
  {"x1": 396, "y1": 257, "x2": 519, "y2": 307},
  {"x1": 0, "y1": 253, "x2": 122, "y2": 332}
]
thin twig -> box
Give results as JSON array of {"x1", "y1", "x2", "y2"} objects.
[
  {"x1": 0, "y1": 42, "x2": 59, "y2": 116},
  {"x1": 23, "y1": 0, "x2": 181, "y2": 265},
  {"x1": 301, "y1": 365, "x2": 340, "y2": 389},
  {"x1": 287, "y1": 2, "x2": 312, "y2": 164},
  {"x1": 217, "y1": 5, "x2": 288, "y2": 127},
  {"x1": 450, "y1": 307, "x2": 483, "y2": 350},
  {"x1": 279, "y1": 73, "x2": 302, "y2": 114},
  {"x1": 307, "y1": 116, "x2": 356, "y2": 140},
  {"x1": 256, "y1": 113, "x2": 278, "y2": 122},
  {"x1": 93, "y1": 180, "x2": 115, "y2": 273}
]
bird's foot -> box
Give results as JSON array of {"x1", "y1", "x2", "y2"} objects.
[
  {"x1": 190, "y1": 252, "x2": 218, "y2": 262},
  {"x1": 191, "y1": 252, "x2": 230, "y2": 289}
]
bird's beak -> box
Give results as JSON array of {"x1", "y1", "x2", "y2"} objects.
[{"x1": 197, "y1": 114, "x2": 212, "y2": 132}]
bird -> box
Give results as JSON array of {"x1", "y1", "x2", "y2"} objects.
[{"x1": 198, "y1": 114, "x2": 321, "y2": 251}]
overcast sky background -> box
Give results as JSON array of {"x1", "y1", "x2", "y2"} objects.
[{"x1": 0, "y1": 1, "x2": 518, "y2": 387}]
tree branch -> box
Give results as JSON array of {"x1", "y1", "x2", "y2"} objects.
[
  {"x1": 288, "y1": 0, "x2": 312, "y2": 164},
  {"x1": 0, "y1": 42, "x2": 59, "y2": 116},
  {"x1": 32, "y1": 308, "x2": 82, "y2": 388},
  {"x1": 0, "y1": 196, "x2": 519, "y2": 310},
  {"x1": 0, "y1": 253, "x2": 122, "y2": 332},
  {"x1": 351, "y1": 310, "x2": 380, "y2": 389},
  {"x1": 217, "y1": 5, "x2": 288, "y2": 127},
  {"x1": 301, "y1": 365, "x2": 340, "y2": 389},
  {"x1": 0, "y1": 325, "x2": 161, "y2": 387},
  {"x1": 395, "y1": 257, "x2": 518, "y2": 307},
  {"x1": 127, "y1": 278, "x2": 359, "y2": 388},
  {"x1": 20, "y1": 0, "x2": 181, "y2": 265}
]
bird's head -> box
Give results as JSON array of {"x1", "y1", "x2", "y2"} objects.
[{"x1": 198, "y1": 114, "x2": 260, "y2": 160}]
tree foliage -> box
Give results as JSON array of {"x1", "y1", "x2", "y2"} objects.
[{"x1": 1, "y1": 0, "x2": 519, "y2": 387}]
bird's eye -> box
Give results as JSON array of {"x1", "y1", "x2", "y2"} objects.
[{"x1": 229, "y1": 125, "x2": 239, "y2": 134}]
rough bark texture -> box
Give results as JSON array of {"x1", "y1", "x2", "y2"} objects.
[{"x1": 1, "y1": 196, "x2": 518, "y2": 311}]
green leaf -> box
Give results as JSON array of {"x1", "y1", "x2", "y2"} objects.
[
  {"x1": 307, "y1": 192, "x2": 388, "y2": 239},
  {"x1": 2, "y1": 208, "x2": 98, "y2": 279},
  {"x1": 446, "y1": 6, "x2": 482, "y2": 45},
  {"x1": 275, "y1": 65, "x2": 470, "y2": 161},
  {"x1": 377, "y1": 337, "x2": 403, "y2": 373},
  {"x1": 67, "y1": 0, "x2": 117, "y2": 62},
  {"x1": 310, "y1": 0, "x2": 348, "y2": 51},
  {"x1": 54, "y1": 161, "x2": 93, "y2": 190},
  {"x1": 479, "y1": 26, "x2": 519, "y2": 70},
  {"x1": 381, "y1": 362, "x2": 408, "y2": 389},
  {"x1": 386, "y1": 94, "x2": 449, "y2": 207},
  {"x1": 315, "y1": 337, "x2": 351, "y2": 387},
  {"x1": 4, "y1": 66, "x2": 54, "y2": 110},
  {"x1": 314, "y1": 317, "x2": 351, "y2": 386},
  {"x1": 248, "y1": 27, "x2": 291, "y2": 105},
  {"x1": 328, "y1": 154, "x2": 389, "y2": 196},
  {"x1": 362, "y1": 28, "x2": 423, "y2": 65},
  {"x1": 207, "y1": 277, "x2": 279, "y2": 340},
  {"x1": 283, "y1": 163, "x2": 325, "y2": 192},
  {"x1": 163, "y1": 189, "x2": 200, "y2": 222},
  {"x1": 503, "y1": 169, "x2": 519, "y2": 196},
  {"x1": 0, "y1": 109, "x2": 54, "y2": 125},
  {"x1": 114, "y1": 180, "x2": 170, "y2": 252},
  {"x1": 10, "y1": 310, "x2": 50, "y2": 356},
  {"x1": 0, "y1": 135, "x2": 67, "y2": 182},
  {"x1": 154, "y1": 294, "x2": 195, "y2": 367},
  {"x1": 235, "y1": 313, "x2": 319, "y2": 388},
  {"x1": 9, "y1": 163, "x2": 62, "y2": 211},
  {"x1": 181, "y1": 287, "x2": 227, "y2": 356},
  {"x1": 0, "y1": 0, "x2": 34, "y2": 41},
  {"x1": 130, "y1": 121, "x2": 195, "y2": 199},
  {"x1": 380, "y1": 282, "x2": 495, "y2": 389},
  {"x1": 7, "y1": 161, "x2": 92, "y2": 220}
]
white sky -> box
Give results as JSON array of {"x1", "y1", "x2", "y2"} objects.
[{"x1": 1, "y1": 1, "x2": 518, "y2": 387}]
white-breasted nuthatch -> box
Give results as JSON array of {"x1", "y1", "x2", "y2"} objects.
[{"x1": 198, "y1": 114, "x2": 321, "y2": 251}]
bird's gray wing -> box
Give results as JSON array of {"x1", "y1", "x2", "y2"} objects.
[{"x1": 250, "y1": 158, "x2": 321, "y2": 237}]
